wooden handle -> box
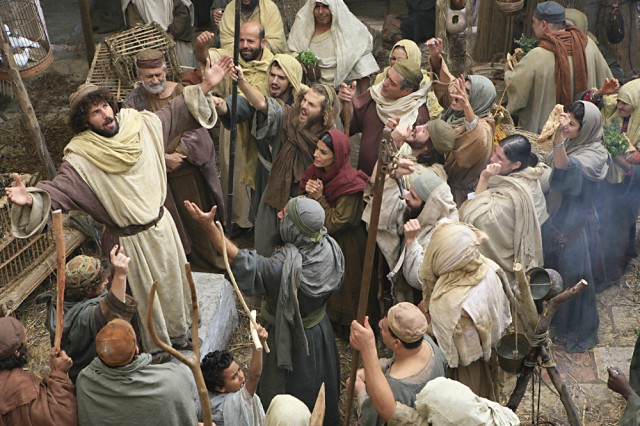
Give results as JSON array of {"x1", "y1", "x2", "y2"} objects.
[
  {"x1": 52, "y1": 210, "x2": 65, "y2": 351},
  {"x1": 215, "y1": 221, "x2": 270, "y2": 353},
  {"x1": 249, "y1": 310, "x2": 263, "y2": 352}
]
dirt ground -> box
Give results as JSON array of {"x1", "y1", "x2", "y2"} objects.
[{"x1": 1, "y1": 58, "x2": 636, "y2": 425}]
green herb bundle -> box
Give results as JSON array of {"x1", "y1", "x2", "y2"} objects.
[
  {"x1": 603, "y1": 120, "x2": 628, "y2": 156},
  {"x1": 296, "y1": 50, "x2": 318, "y2": 66},
  {"x1": 514, "y1": 34, "x2": 537, "y2": 60}
]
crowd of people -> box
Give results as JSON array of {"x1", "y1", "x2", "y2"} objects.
[{"x1": 2, "y1": 0, "x2": 640, "y2": 424}]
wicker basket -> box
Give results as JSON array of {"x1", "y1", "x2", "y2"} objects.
[
  {"x1": 86, "y1": 43, "x2": 132, "y2": 103},
  {"x1": 104, "y1": 22, "x2": 181, "y2": 87}
]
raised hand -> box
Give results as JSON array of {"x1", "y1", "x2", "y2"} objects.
[
  {"x1": 211, "y1": 8, "x2": 224, "y2": 28},
  {"x1": 338, "y1": 81, "x2": 356, "y2": 104},
  {"x1": 4, "y1": 173, "x2": 32, "y2": 206},
  {"x1": 110, "y1": 244, "x2": 130, "y2": 276},
  {"x1": 425, "y1": 37, "x2": 444, "y2": 58},
  {"x1": 195, "y1": 31, "x2": 215, "y2": 64},
  {"x1": 403, "y1": 219, "x2": 421, "y2": 246},
  {"x1": 481, "y1": 163, "x2": 502, "y2": 179},
  {"x1": 184, "y1": 201, "x2": 218, "y2": 234},
  {"x1": 229, "y1": 65, "x2": 244, "y2": 83},
  {"x1": 201, "y1": 56, "x2": 233, "y2": 93},
  {"x1": 305, "y1": 179, "x2": 324, "y2": 200},
  {"x1": 349, "y1": 316, "x2": 376, "y2": 354},
  {"x1": 599, "y1": 78, "x2": 620, "y2": 96}
]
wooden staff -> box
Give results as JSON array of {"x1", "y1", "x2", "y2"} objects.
[
  {"x1": 216, "y1": 221, "x2": 270, "y2": 352},
  {"x1": 225, "y1": 0, "x2": 242, "y2": 232},
  {"x1": 343, "y1": 130, "x2": 391, "y2": 425},
  {"x1": 310, "y1": 383, "x2": 326, "y2": 426},
  {"x1": 146, "y1": 263, "x2": 213, "y2": 426},
  {"x1": 52, "y1": 210, "x2": 65, "y2": 351},
  {"x1": 249, "y1": 310, "x2": 262, "y2": 352}
]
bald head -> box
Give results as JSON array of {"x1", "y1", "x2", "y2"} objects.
[{"x1": 239, "y1": 21, "x2": 266, "y2": 61}]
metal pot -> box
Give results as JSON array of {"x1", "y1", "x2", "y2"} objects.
[
  {"x1": 527, "y1": 267, "x2": 563, "y2": 301},
  {"x1": 496, "y1": 332, "x2": 530, "y2": 374}
]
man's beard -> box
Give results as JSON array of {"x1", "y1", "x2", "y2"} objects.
[
  {"x1": 297, "y1": 111, "x2": 323, "y2": 130},
  {"x1": 241, "y1": 0, "x2": 258, "y2": 13},
  {"x1": 143, "y1": 79, "x2": 166, "y2": 95},
  {"x1": 403, "y1": 201, "x2": 425, "y2": 223},
  {"x1": 241, "y1": 47, "x2": 262, "y2": 62},
  {"x1": 406, "y1": 138, "x2": 427, "y2": 150},
  {"x1": 89, "y1": 117, "x2": 120, "y2": 138}
]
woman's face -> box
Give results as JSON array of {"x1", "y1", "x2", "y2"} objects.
[
  {"x1": 389, "y1": 47, "x2": 408, "y2": 66},
  {"x1": 490, "y1": 145, "x2": 521, "y2": 175},
  {"x1": 617, "y1": 100, "x2": 635, "y2": 118},
  {"x1": 313, "y1": 140, "x2": 335, "y2": 169},
  {"x1": 561, "y1": 112, "x2": 581, "y2": 140}
]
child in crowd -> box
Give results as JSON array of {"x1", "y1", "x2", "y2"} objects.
[{"x1": 200, "y1": 323, "x2": 268, "y2": 425}]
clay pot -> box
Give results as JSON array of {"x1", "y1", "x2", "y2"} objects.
[
  {"x1": 450, "y1": 0, "x2": 465, "y2": 10},
  {"x1": 445, "y1": 9, "x2": 466, "y2": 34}
]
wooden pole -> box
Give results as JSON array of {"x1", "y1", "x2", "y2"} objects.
[
  {"x1": 77, "y1": 0, "x2": 95, "y2": 65},
  {"x1": 225, "y1": 0, "x2": 241, "y2": 232},
  {"x1": 216, "y1": 221, "x2": 269, "y2": 352},
  {"x1": 0, "y1": 17, "x2": 56, "y2": 180},
  {"x1": 146, "y1": 264, "x2": 213, "y2": 426},
  {"x1": 343, "y1": 130, "x2": 392, "y2": 425},
  {"x1": 52, "y1": 210, "x2": 65, "y2": 351}
]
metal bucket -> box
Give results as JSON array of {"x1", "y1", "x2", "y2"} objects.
[
  {"x1": 496, "y1": 332, "x2": 530, "y2": 374},
  {"x1": 527, "y1": 267, "x2": 563, "y2": 301}
]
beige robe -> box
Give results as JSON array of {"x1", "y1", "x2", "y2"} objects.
[
  {"x1": 505, "y1": 38, "x2": 612, "y2": 133},
  {"x1": 219, "y1": 0, "x2": 286, "y2": 54}
]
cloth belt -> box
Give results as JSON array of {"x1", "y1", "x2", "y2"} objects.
[
  {"x1": 105, "y1": 207, "x2": 164, "y2": 237},
  {"x1": 260, "y1": 298, "x2": 326, "y2": 329}
]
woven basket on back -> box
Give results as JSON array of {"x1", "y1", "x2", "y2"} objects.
[{"x1": 104, "y1": 22, "x2": 181, "y2": 87}]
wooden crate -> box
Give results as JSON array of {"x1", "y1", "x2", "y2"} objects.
[
  {"x1": 86, "y1": 43, "x2": 132, "y2": 104},
  {"x1": 103, "y1": 22, "x2": 181, "y2": 87}
]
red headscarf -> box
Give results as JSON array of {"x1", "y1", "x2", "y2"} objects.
[{"x1": 300, "y1": 130, "x2": 369, "y2": 206}]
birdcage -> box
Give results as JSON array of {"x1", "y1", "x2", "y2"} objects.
[
  {"x1": 86, "y1": 43, "x2": 133, "y2": 104},
  {"x1": 104, "y1": 22, "x2": 181, "y2": 87},
  {"x1": 0, "y1": 0, "x2": 54, "y2": 80}
]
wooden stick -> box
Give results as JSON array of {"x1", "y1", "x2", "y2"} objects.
[
  {"x1": 513, "y1": 263, "x2": 539, "y2": 332},
  {"x1": 310, "y1": 383, "x2": 326, "y2": 426},
  {"x1": 146, "y1": 263, "x2": 213, "y2": 426},
  {"x1": 215, "y1": 221, "x2": 270, "y2": 353},
  {"x1": 52, "y1": 210, "x2": 65, "y2": 351},
  {"x1": 249, "y1": 310, "x2": 262, "y2": 352},
  {"x1": 344, "y1": 130, "x2": 391, "y2": 425},
  {"x1": 342, "y1": 100, "x2": 351, "y2": 137}
]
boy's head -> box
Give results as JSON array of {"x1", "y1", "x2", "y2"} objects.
[
  {"x1": 201, "y1": 350, "x2": 245, "y2": 393},
  {"x1": 65, "y1": 255, "x2": 113, "y2": 302}
]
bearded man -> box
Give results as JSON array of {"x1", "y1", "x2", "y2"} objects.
[
  {"x1": 196, "y1": 21, "x2": 274, "y2": 235},
  {"x1": 216, "y1": 54, "x2": 307, "y2": 234},
  {"x1": 339, "y1": 59, "x2": 430, "y2": 176},
  {"x1": 222, "y1": 75, "x2": 336, "y2": 255},
  {"x1": 505, "y1": 1, "x2": 611, "y2": 133},
  {"x1": 213, "y1": 0, "x2": 286, "y2": 54},
  {"x1": 5, "y1": 57, "x2": 232, "y2": 358},
  {"x1": 364, "y1": 166, "x2": 457, "y2": 303},
  {"x1": 124, "y1": 49, "x2": 226, "y2": 272}
]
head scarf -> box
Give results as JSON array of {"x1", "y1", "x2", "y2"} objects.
[
  {"x1": 604, "y1": 78, "x2": 640, "y2": 145},
  {"x1": 389, "y1": 39, "x2": 422, "y2": 65},
  {"x1": 545, "y1": 101, "x2": 609, "y2": 181},
  {"x1": 442, "y1": 75, "x2": 496, "y2": 126},
  {"x1": 265, "y1": 394, "x2": 311, "y2": 426},
  {"x1": 287, "y1": 0, "x2": 378, "y2": 88},
  {"x1": 274, "y1": 197, "x2": 344, "y2": 370},
  {"x1": 388, "y1": 302, "x2": 429, "y2": 343},
  {"x1": 416, "y1": 377, "x2": 521, "y2": 425},
  {"x1": 300, "y1": 130, "x2": 368, "y2": 206},
  {"x1": 269, "y1": 54, "x2": 308, "y2": 97},
  {"x1": 65, "y1": 255, "x2": 102, "y2": 289},
  {"x1": 565, "y1": 8, "x2": 588, "y2": 32}
]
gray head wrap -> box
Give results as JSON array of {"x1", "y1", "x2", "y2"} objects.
[
  {"x1": 412, "y1": 170, "x2": 444, "y2": 202},
  {"x1": 442, "y1": 75, "x2": 496, "y2": 126},
  {"x1": 274, "y1": 196, "x2": 344, "y2": 371}
]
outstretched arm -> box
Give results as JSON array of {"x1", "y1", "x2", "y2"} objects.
[
  {"x1": 183, "y1": 202, "x2": 238, "y2": 262},
  {"x1": 245, "y1": 324, "x2": 268, "y2": 396},
  {"x1": 109, "y1": 244, "x2": 130, "y2": 303},
  {"x1": 4, "y1": 173, "x2": 33, "y2": 206},
  {"x1": 230, "y1": 65, "x2": 268, "y2": 114},
  {"x1": 200, "y1": 56, "x2": 233, "y2": 94},
  {"x1": 350, "y1": 317, "x2": 396, "y2": 422}
]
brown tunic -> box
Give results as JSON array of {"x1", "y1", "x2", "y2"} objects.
[
  {"x1": 350, "y1": 91, "x2": 430, "y2": 176},
  {"x1": 0, "y1": 369, "x2": 76, "y2": 426}
]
